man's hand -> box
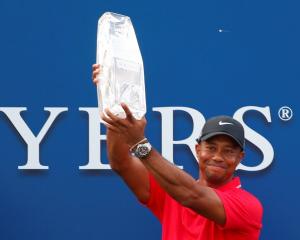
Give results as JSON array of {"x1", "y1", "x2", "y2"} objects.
[
  {"x1": 101, "y1": 103, "x2": 147, "y2": 148},
  {"x1": 92, "y1": 63, "x2": 101, "y2": 84}
]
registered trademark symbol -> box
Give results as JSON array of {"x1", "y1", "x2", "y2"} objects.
[{"x1": 278, "y1": 106, "x2": 293, "y2": 121}]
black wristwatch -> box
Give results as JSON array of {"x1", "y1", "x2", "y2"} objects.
[{"x1": 133, "y1": 142, "x2": 152, "y2": 159}]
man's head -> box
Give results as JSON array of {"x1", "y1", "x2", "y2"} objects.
[{"x1": 195, "y1": 116, "x2": 245, "y2": 186}]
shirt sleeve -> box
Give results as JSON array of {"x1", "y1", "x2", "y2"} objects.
[
  {"x1": 214, "y1": 188, "x2": 263, "y2": 231},
  {"x1": 141, "y1": 172, "x2": 167, "y2": 222}
]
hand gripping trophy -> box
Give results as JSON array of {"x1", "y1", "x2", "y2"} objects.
[{"x1": 96, "y1": 12, "x2": 146, "y2": 120}]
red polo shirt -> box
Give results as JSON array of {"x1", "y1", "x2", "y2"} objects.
[{"x1": 145, "y1": 174, "x2": 263, "y2": 240}]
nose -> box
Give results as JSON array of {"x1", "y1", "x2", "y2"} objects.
[{"x1": 211, "y1": 149, "x2": 224, "y2": 162}]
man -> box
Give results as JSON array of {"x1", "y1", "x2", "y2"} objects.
[{"x1": 92, "y1": 64, "x2": 263, "y2": 239}]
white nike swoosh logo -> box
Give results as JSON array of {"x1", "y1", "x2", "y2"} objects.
[{"x1": 219, "y1": 121, "x2": 234, "y2": 126}]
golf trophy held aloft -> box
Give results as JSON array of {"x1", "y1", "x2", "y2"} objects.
[{"x1": 96, "y1": 12, "x2": 146, "y2": 120}]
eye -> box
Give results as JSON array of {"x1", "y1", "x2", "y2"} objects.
[
  {"x1": 206, "y1": 145, "x2": 216, "y2": 151},
  {"x1": 224, "y1": 148, "x2": 235, "y2": 154}
]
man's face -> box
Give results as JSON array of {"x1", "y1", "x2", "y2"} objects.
[{"x1": 195, "y1": 135, "x2": 244, "y2": 186}]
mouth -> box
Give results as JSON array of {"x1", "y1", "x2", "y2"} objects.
[
  {"x1": 205, "y1": 164, "x2": 227, "y2": 176},
  {"x1": 206, "y1": 163, "x2": 227, "y2": 170}
]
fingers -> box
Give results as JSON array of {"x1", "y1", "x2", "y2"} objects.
[
  {"x1": 100, "y1": 112, "x2": 119, "y2": 132},
  {"x1": 100, "y1": 104, "x2": 137, "y2": 131},
  {"x1": 92, "y1": 63, "x2": 100, "y2": 70},
  {"x1": 92, "y1": 64, "x2": 101, "y2": 84},
  {"x1": 105, "y1": 109, "x2": 129, "y2": 128},
  {"x1": 103, "y1": 122, "x2": 119, "y2": 133},
  {"x1": 121, "y1": 103, "x2": 134, "y2": 122},
  {"x1": 101, "y1": 112, "x2": 115, "y2": 126},
  {"x1": 103, "y1": 122, "x2": 119, "y2": 132}
]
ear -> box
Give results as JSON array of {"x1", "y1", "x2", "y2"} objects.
[
  {"x1": 236, "y1": 150, "x2": 245, "y2": 165},
  {"x1": 195, "y1": 143, "x2": 202, "y2": 159}
]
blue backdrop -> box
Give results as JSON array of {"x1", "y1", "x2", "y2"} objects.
[{"x1": 0, "y1": 0, "x2": 298, "y2": 239}]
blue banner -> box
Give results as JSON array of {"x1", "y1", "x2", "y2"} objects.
[{"x1": 0, "y1": 0, "x2": 298, "y2": 239}]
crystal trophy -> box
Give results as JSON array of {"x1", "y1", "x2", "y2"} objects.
[{"x1": 96, "y1": 12, "x2": 146, "y2": 120}]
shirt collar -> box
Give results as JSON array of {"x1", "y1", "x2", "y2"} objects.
[{"x1": 216, "y1": 177, "x2": 241, "y2": 191}]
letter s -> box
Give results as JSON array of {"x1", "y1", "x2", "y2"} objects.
[{"x1": 234, "y1": 106, "x2": 274, "y2": 171}]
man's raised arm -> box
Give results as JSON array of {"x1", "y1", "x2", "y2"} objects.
[
  {"x1": 101, "y1": 103, "x2": 226, "y2": 225},
  {"x1": 92, "y1": 64, "x2": 150, "y2": 203}
]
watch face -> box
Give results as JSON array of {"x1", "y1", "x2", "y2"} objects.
[
  {"x1": 138, "y1": 146, "x2": 149, "y2": 157},
  {"x1": 135, "y1": 142, "x2": 152, "y2": 158}
]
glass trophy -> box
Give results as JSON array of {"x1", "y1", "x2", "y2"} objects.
[{"x1": 96, "y1": 12, "x2": 146, "y2": 120}]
